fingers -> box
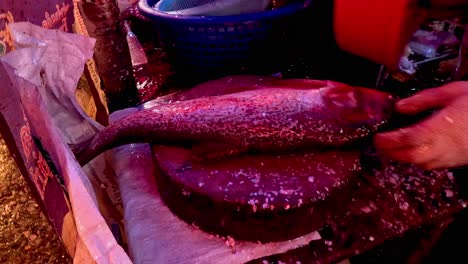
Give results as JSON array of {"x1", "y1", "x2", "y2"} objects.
[
  {"x1": 376, "y1": 140, "x2": 454, "y2": 171},
  {"x1": 375, "y1": 95, "x2": 468, "y2": 169},
  {"x1": 396, "y1": 81, "x2": 468, "y2": 115},
  {"x1": 377, "y1": 145, "x2": 434, "y2": 166},
  {"x1": 374, "y1": 123, "x2": 434, "y2": 150},
  {"x1": 374, "y1": 115, "x2": 440, "y2": 167},
  {"x1": 420, "y1": 158, "x2": 450, "y2": 171}
]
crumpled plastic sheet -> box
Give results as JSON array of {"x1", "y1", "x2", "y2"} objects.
[
  {"x1": 110, "y1": 108, "x2": 321, "y2": 264},
  {"x1": 0, "y1": 22, "x2": 131, "y2": 264}
]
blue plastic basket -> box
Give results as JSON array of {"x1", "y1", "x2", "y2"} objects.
[{"x1": 138, "y1": 0, "x2": 309, "y2": 76}]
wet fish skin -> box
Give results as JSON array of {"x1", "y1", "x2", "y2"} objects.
[
  {"x1": 76, "y1": 80, "x2": 394, "y2": 165},
  {"x1": 141, "y1": 75, "x2": 328, "y2": 109}
]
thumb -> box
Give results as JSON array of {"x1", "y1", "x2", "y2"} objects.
[{"x1": 397, "y1": 82, "x2": 468, "y2": 115}]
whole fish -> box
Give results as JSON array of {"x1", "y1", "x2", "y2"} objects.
[{"x1": 75, "y1": 80, "x2": 394, "y2": 165}]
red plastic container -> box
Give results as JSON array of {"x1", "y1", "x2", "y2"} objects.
[{"x1": 334, "y1": 0, "x2": 428, "y2": 70}]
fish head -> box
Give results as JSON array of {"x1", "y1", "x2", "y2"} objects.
[{"x1": 321, "y1": 81, "x2": 394, "y2": 128}]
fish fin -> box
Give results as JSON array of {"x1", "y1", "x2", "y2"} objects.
[{"x1": 191, "y1": 142, "x2": 246, "y2": 163}]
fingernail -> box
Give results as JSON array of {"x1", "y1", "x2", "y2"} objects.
[
  {"x1": 395, "y1": 100, "x2": 408, "y2": 108},
  {"x1": 396, "y1": 101, "x2": 416, "y2": 113}
]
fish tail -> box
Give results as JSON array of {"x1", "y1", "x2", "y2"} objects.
[
  {"x1": 69, "y1": 121, "x2": 124, "y2": 166},
  {"x1": 70, "y1": 110, "x2": 165, "y2": 166},
  {"x1": 69, "y1": 136, "x2": 96, "y2": 166},
  {"x1": 73, "y1": 128, "x2": 125, "y2": 166}
]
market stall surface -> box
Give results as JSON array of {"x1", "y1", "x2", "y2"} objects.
[
  {"x1": 0, "y1": 1, "x2": 133, "y2": 262},
  {"x1": 0, "y1": 135, "x2": 71, "y2": 263}
]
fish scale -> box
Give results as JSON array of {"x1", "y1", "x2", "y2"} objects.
[{"x1": 75, "y1": 79, "x2": 393, "y2": 165}]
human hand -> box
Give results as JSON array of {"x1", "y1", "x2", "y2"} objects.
[{"x1": 374, "y1": 81, "x2": 468, "y2": 170}]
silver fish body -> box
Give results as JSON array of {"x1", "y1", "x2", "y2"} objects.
[{"x1": 76, "y1": 80, "x2": 393, "y2": 165}]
